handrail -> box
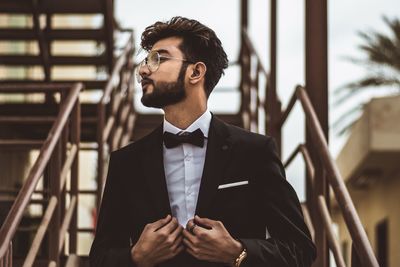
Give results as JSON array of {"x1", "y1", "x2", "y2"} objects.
[
  {"x1": 240, "y1": 28, "x2": 378, "y2": 267},
  {"x1": 100, "y1": 32, "x2": 134, "y2": 105},
  {"x1": 241, "y1": 29, "x2": 268, "y2": 76},
  {"x1": 240, "y1": 29, "x2": 269, "y2": 133},
  {"x1": 0, "y1": 83, "x2": 82, "y2": 266},
  {"x1": 284, "y1": 145, "x2": 345, "y2": 266},
  {"x1": 279, "y1": 86, "x2": 379, "y2": 267},
  {"x1": 96, "y1": 30, "x2": 136, "y2": 209}
]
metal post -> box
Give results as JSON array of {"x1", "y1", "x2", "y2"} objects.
[
  {"x1": 239, "y1": 0, "x2": 249, "y2": 117},
  {"x1": 267, "y1": 0, "x2": 282, "y2": 156},
  {"x1": 97, "y1": 103, "x2": 105, "y2": 209},
  {"x1": 48, "y1": 140, "x2": 61, "y2": 265},
  {"x1": 70, "y1": 100, "x2": 80, "y2": 253},
  {"x1": 305, "y1": 0, "x2": 329, "y2": 266}
]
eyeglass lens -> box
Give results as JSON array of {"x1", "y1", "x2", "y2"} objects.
[{"x1": 135, "y1": 51, "x2": 160, "y2": 83}]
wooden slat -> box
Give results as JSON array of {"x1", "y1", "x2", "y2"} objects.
[
  {"x1": 1, "y1": 80, "x2": 107, "y2": 90},
  {"x1": 0, "y1": 83, "x2": 73, "y2": 92},
  {"x1": 0, "y1": 55, "x2": 107, "y2": 66},
  {"x1": 0, "y1": 139, "x2": 44, "y2": 148},
  {"x1": 0, "y1": 0, "x2": 102, "y2": 14},
  {"x1": 77, "y1": 227, "x2": 94, "y2": 233},
  {"x1": 0, "y1": 28, "x2": 105, "y2": 41},
  {"x1": 0, "y1": 116, "x2": 56, "y2": 124}
]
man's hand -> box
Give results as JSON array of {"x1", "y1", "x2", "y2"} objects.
[
  {"x1": 131, "y1": 215, "x2": 184, "y2": 267},
  {"x1": 183, "y1": 215, "x2": 243, "y2": 266}
]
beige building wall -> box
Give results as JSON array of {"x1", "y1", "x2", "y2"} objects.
[
  {"x1": 333, "y1": 174, "x2": 400, "y2": 266},
  {"x1": 334, "y1": 94, "x2": 400, "y2": 267}
]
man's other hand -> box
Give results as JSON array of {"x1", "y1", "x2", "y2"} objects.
[
  {"x1": 183, "y1": 215, "x2": 243, "y2": 266},
  {"x1": 131, "y1": 215, "x2": 184, "y2": 267}
]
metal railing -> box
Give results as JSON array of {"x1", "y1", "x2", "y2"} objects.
[
  {"x1": 240, "y1": 30, "x2": 282, "y2": 143},
  {"x1": 0, "y1": 83, "x2": 82, "y2": 267},
  {"x1": 240, "y1": 29, "x2": 379, "y2": 267},
  {"x1": 96, "y1": 31, "x2": 137, "y2": 208}
]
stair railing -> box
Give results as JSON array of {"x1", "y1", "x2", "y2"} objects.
[
  {"x1": 240, "y1": 29, "x2": 282, "y2": 141},
  {"x1": 0, "y1": 83, "x2": 82, "y2": 266},
  {"x1": 96, "y1": 31, "x2": 137, "y2": 208},
  {"x1": 240, "y1": 29, "x2": 379, "y2": 267}
]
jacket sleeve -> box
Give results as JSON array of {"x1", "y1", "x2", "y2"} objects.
[
  {"x1": 239, "y1": 138, "x2": 316, "y2": 267},
  {"x1": 89, "y1": 152, "x2": 137, "y2": 267}
]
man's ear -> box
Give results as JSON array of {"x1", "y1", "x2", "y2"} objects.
[{"x1": 188, "y1": 62, "x2": 206, "y2": 84}]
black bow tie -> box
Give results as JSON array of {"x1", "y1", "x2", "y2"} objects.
[{"x1": 163, "y1": 128, "x2": 205, "y2": 148}]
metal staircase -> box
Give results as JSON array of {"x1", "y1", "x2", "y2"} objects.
[{"x1": 0, "y1": 0, "x2": 379, "y2": 266}]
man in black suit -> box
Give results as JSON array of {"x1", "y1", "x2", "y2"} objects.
[{"x1": 90, "y1": 16, "x2": 316, "y2": 267}]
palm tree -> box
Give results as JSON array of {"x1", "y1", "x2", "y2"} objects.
[{"x1": 333, "y1": 16, "x2": 400, "y2": 135}]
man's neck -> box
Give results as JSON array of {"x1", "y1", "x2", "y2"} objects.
[{"x1": 163, "y1": 101, "x2": 207, "y2": 130}]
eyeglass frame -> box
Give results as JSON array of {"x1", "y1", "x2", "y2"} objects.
[{"x1": 135, "y1": 50, "x2": 195, "y2": 83}]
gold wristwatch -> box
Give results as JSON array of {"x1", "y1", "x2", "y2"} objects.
[{"x1": 234, "y1": 247, "x2": 247, "y2": 267}]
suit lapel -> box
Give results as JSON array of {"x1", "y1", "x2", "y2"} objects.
[
  {"x1": 143, "y1": 125, "x2": 172, "y2": 217},
  {"x1": 195, "y1": 116, "x2": 233, "y2": 216}
]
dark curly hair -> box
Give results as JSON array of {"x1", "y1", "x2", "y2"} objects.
[{"x1": 140, "y1": 16, "x2": 229, "y2": 97}]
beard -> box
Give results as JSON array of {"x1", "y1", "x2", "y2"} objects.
[{"x1": 141, "y1": 64, "x2": 187, "y2": 108}]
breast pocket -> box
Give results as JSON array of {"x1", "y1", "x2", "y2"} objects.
[
  {"x1": 214, "y1": 180, "x2": 251, "y2": 236},
  {"x1": 216, "y1": 180, "x2": 250, "y2": 210}
]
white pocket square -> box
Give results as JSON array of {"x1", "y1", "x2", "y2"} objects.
[{"x1": 218, "y1": 180, "x2": 249, "y2": 189}]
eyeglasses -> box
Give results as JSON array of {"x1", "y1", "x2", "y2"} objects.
[{"x1": 135, "y1": 50, "x2": 194, "y2": 83}]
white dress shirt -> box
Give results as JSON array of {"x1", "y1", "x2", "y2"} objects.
[{"x1": 163, "y1": 110, "x2": 212, "y2": 226}]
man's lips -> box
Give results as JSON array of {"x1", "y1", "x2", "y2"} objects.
[{"x1": 141, "y1": 79, "x2": 153, "y2": 89}]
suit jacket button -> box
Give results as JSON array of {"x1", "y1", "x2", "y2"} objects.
[{"x1": 222, "y1": 145, "x2": 229, "y2": 150}]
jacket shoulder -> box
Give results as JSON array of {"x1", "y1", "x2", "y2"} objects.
[
  {"x1": 109, "y1": 124, "x2": 161, "y2": 159},
  {"x1": 224, "y1": 122, "x2": 274, "y2": 146}
]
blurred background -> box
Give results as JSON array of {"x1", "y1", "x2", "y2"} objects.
[{"x1": 0, "y1": 0, "x2": 399, "y2": 266}]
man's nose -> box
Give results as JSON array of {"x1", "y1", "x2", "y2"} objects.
[{"x1": 138, "y1": 63, "x2": 150, "y2": 78}]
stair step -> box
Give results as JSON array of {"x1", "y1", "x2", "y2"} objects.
[
  {"x1": 0, "y1": 103, "x2": 97, "y2": 116},
  {"x1": 0, "y1": 103, "x2": 98, "y2": 142},
  {"x1": 1, "y1": 80, "x2": 107, "y2": 90},
  {"x1": 0, "y1": 55, "x2": 107, "y2": 66},
  {"x1": 0, "y1": 139, "x2": 44, "y2": 148},
  {"x1": 0, "y1": 0, "x2": 103, "y2": 14},
  {"x1": 0, "y1": 28, "x2": 106, "y2": 41}
]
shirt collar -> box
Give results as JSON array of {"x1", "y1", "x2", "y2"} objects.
[{"x1": 163, "y1": 109, "x2": 212, "y2": 138}]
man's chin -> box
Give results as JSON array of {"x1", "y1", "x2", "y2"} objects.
[{"x1": 141, "y1": 95, "x2": 164, "y2": 108}]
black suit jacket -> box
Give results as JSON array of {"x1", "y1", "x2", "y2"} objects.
[{"x1": 89, "y1": 115, "x2": 316, "y2": 267}]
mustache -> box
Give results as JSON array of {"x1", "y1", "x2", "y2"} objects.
[{"x1": 141, "y1": 78, "x2": 154, "y2": 85}]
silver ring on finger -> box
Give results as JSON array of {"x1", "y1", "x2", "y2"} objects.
[{"x1": 189, "y1": 223, "x2": 197, "y2": 235}]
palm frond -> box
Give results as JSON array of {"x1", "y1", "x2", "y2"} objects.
[
  {"x1": 334, "y1": 16, "x2": 400, "y2": 135},
  {"x1": 333, "y1": 76, "x2": 400, "y2": 106},
  {"x1": 331, "y1": 104, "x2": 363, "y2": 129}
]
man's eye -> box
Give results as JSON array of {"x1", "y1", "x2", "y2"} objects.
[{"x1": 159, "y1": 57, "x2": 168, "y2": 62}]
